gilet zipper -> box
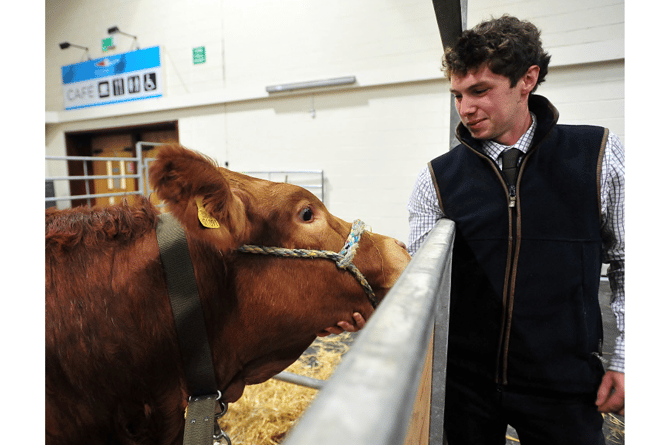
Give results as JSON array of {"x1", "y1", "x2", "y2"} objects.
[
  {"x1": 498, "y1": 178, "x2": 520, "y2": 385},
  {"x1": 465, "y1": 145, "x2": 522, "y2": 386}
]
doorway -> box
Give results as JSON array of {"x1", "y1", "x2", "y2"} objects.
[{"x1": 64, "y1": 121, "x2": 178, "y2": 207}]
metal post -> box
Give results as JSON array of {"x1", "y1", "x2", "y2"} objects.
[
  {"x1": 135, "y1": 141, "x2": 169, "y2": 197},
  {"x1": 320, "y1": 170, "x2": 325, "y2": 203},
  {"x1": 83, "y1": 159, "x2": 92, "y2": 206},
  {"x1": 136, "y1": 142, "x2": 145, "y2": 197},
  {"x1": 431, "y1": 0, "x2": 467, "y2": 149},
  {"x1": 431, "y1": 0, "x2": 466, "y2": 49}
]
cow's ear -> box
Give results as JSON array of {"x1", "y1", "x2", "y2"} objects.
[{"x1": 149, "y1": 144, "x2": 247, "y2": 251}]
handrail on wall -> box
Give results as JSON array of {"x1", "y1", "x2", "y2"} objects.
[{"x1": 283, "y1": 218, "x2": 455, "y2": 445}]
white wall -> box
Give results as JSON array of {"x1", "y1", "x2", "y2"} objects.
[
  {"x1": 45, "y1": 0, "x2": 624, "y2": 243},
  {"x1": 45, "y1": 0, "x2": 444, "y2": 111}
]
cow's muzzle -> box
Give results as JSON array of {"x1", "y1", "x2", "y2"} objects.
[{"x1": 237, "y1": 220, "x2": 378, "y2": 308}]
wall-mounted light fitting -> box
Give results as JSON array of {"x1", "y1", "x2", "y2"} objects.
[
  {"x1": 108, "y1": 26, "x2": 140, "y2": 50},
  {"x1": 266, "y1": 76, "x2": 356, "y2": 93},
  {"x1": 58, "y1": 42, "x2": 91, "y2": 60}
]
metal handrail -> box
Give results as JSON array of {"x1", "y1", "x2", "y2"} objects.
[
  {"x1": 283, "y1": 218, "x2": 455, "y2": 445},
  {"x1": 45, "y1": 155, "x2": 139, "y2": 162},
  {"x1": 47, "y1": 174, "x2": 141, "y2": 181},
  {"x1": 45, "y1": 191, "x2": 143, "y2": 202}
]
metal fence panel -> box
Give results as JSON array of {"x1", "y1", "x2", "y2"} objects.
[
  {"x1": 46, "y1": 142, "x2": 325, "y2": 209},
  {"x1": 45, "y1": 149, "x2": 146, "y2": 208},
  {"x1": 283, "y1": 218, "x2": 455, "y2": 445}
]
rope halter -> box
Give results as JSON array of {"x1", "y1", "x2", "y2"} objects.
[{"x1": 236, "y1": 219, "x2": 378, "y2": 308}]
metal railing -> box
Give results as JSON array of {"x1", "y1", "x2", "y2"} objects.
[
  {"x1": 46, "y1": 143, "x2": 325, "y2": 207},
  {"x1": 45, "y1": 154, "x2": 145, "y2": 207},
  {"x1": 45, "y1": 141, "x2": 156, "y2": 208},
  {"x1": 283, "y1": 218, "x2": 455, "y2": 445}
]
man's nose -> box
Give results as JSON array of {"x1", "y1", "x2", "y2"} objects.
[{"x1": 459, "y1": 95, "x2": 476, "y2": 116}]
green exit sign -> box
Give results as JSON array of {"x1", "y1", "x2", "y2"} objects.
[
  {"x1": 193, "y1": 46, "x2": 206, "y2": 64},
  {"x1": 102, "y1": 36, "x2": 115, "y2": 52}
]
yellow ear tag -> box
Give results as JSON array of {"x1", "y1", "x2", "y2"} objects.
[{"x1": 195, "y1": 197, "x2": 220, "y2": 229}]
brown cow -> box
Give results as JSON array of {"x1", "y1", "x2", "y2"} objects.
[{"x1": 45, "y1": 144, "x2": 410, "y2": 445}]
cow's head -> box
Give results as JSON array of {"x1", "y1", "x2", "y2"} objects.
[{"x1": 149, "y1": 144, "x2": 410, "y2": 401}]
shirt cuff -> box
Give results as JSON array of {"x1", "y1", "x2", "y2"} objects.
[{"x1": 608, "y1": 333, "x2": 625, "y2": 373}]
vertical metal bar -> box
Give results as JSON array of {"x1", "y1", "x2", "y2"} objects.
[
  {"x1": 145, "y1": 159, "x2": 152, "y2": 195},
  {"x1": 83, "y1": 159, "x2": 92, "y2": 206},
  {"x1": 431, "y1": 0, "x2": 465, "y2": 50},
  {"x1": 136, "y1": 142, "x2": 145, "y2": 197},
  {"x1": 321, "y1": 170, "x2": 325, "y2": 203},
  {"x1": 431, "y1": 0, "x2": 466, "y2": 149}
]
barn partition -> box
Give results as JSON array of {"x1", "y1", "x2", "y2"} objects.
[{"x1": 283, "y1": 218, "x2": 455, "y2": 445}]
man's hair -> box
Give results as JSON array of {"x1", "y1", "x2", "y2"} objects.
[{"x1": 442, "y1": 15, "x2": 551, "y2": 92}]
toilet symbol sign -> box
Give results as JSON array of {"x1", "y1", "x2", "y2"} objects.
[{"x1": 61, "y1": 46, "x2": 163, "y2": 110}]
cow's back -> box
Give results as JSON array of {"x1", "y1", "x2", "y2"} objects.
[{"x1": 45, "y1": 200, "x2": 186, "y2": 445}]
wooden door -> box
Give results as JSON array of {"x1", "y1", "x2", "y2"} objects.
[{"x1": 91, "y1": 134, "x2": 138, "y2": 207}]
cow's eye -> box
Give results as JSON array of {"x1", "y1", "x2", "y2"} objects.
[{"x1": 299, "y1": 207, "x2": 314, "y2": 222}]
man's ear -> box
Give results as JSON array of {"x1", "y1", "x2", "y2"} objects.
[
  {"x1": 521, "y1": 65, "x2": 540, "y2": 95},
  {"x1": 149, "y1": 144, "x2": 248, "y2": 252}
]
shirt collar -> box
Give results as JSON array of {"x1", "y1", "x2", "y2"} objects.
[{"x1": 482, "y1": 112, "x2": 537, "y2": 161}]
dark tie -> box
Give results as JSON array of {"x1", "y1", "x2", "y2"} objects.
[{"x1": 501, "y1": 148, "x2": 523, "y2": 185}]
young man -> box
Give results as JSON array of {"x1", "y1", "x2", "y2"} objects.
[{"x1": 407, "y1": 15, "x2": 624, "y2": 444}]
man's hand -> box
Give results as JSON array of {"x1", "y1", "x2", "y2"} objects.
[
  {"x1": 317, "y1": 312, "x2": 366, "y2": 337},
  {"x1": 317, "y1": 240, "x2": 405, "y2": 337},
  {"x1": 596, "y1": 370, "x2": 625, "y2": 416}
]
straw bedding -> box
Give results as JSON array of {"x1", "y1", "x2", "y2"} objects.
[{"x1": 217, "y1": 333, "x2": 352, "y2": 445}]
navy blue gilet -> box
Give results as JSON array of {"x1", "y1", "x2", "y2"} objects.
[{"x1": 430, "y1": 95, "x2": 608, "y2": 394}]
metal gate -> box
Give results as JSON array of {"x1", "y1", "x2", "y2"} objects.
[
  {"x1": 46, "y1": 142, "x2": 325, "y2": 208},
  {"x1": 45, "y1": 141, "x2": 156, "y2": 209}
]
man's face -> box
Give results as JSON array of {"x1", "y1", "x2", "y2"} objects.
[{"x1": 450, "y1": 64, "x2": 534, "y2": 146}]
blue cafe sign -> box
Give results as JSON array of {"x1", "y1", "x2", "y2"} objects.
[{"x1": 61, "y1": 46, "x2": 162, "y2": 110}]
